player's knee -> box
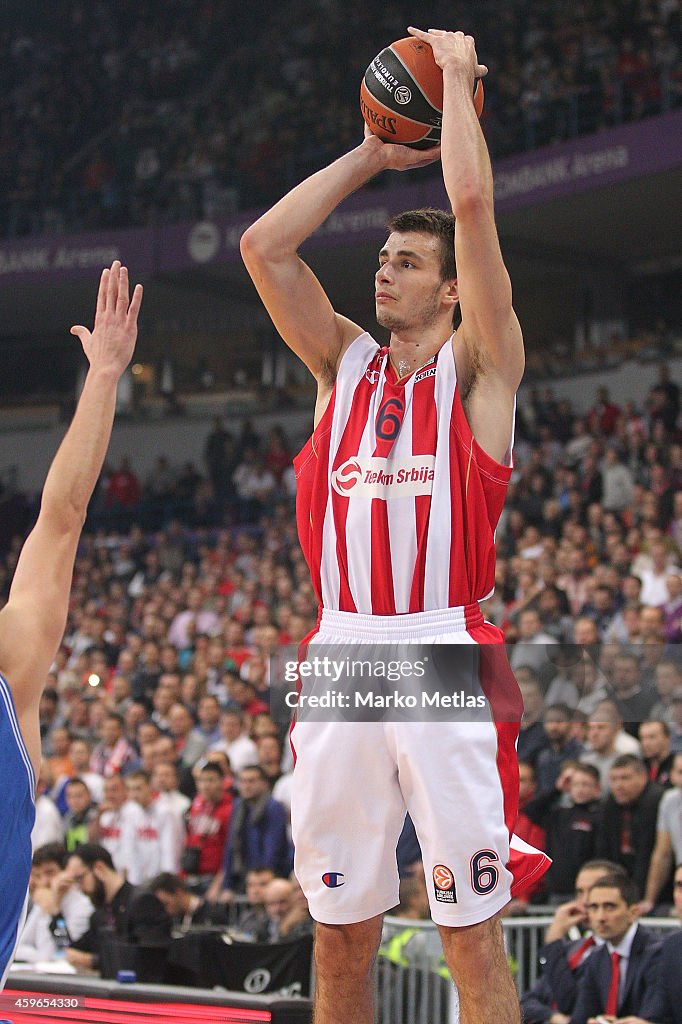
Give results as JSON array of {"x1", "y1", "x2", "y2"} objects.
[{"x1": 315, "y1": 920, "x2": 382, "y2": 978}]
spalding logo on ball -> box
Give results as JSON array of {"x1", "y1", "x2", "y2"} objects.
[{"x1": 361, "y1": 37, "x2": 484, "y2": 149}]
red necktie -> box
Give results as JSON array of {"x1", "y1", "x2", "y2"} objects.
[
  {"x1": 567, "y1": 935, "x2": 595, "y2": 971},
  {"x1": 605, "y1": 951, "x2": 621, "y2": 1016}
]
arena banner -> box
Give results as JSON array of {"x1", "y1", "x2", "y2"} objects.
[
  {"x1": 0, "y1": 225, "x2": 154, "y2": 284},
  {"x1": 1, "y1": 109, "x2": 680, "y2": 282}
]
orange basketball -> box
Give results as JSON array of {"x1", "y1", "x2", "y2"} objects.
[{"x1": 360, "y1": 37, "x2": 484, "y2": 149}]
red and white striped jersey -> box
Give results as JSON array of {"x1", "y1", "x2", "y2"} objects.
[{"x1": 294, "y1": 332, "x2": 513, "y2": 615}]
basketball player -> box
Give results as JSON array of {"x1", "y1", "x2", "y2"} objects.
[
  {"x1": 0, "y1": 262, "x2": 142, "y2": 988},
  {"x1": 241, "y1": 29, "x2": 548, "y2": 1024}
]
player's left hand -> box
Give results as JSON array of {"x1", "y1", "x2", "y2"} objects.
[{"x1": 407, "y1": 27, "x2": 488, "y2": 80}]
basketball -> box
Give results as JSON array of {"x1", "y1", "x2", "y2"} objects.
[{"x1": 360, "y1": 37, "x2": 484, "y2": 149}]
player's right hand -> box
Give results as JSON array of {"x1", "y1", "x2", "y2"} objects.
[{"x1": 361, "y1": 124, "x2": 442, "y2": 172}]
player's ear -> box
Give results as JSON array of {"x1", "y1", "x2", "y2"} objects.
[{"x1": 443, "y1": 278, "x2": 459, "y2": 308}]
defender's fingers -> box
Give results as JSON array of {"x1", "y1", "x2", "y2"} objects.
[
  {"x1": 127, "y1": 283, "x2": 143, "y2": 325},
  {"x1": 96, "y1": 268, "x2": 109, "y2": 317},
  {"x1": 116, "y1": 265, "x2": 130, "y2": 314},
  {"x1": 106, "y1": 259, "x2": 121, "y2": 310}
]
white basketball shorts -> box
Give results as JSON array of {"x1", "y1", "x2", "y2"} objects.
[{"x1": 290, "y1": 605, "x2": 550, "y2": 927}]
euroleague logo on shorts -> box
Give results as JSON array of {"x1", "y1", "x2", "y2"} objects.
[
  {"x1": 433, "y1": 864, "x2": 457, "y2": 904},
  {"x1": 322, "y1": 872, "x2": 345, "y2": 888},
  {"x1": 331, "y1": 455, "x2": 436, "y2": 497}
]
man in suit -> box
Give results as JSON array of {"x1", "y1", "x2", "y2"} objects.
[
  {"x1": 521, "y1": 860, "x2": 626, "y2": 1024},
  {"x1": 635, "y1": 862, "x2": 682, "y2": 1024},
  {"x1": 570, "y1": 873, "x2": 661, "y2": 1024}
]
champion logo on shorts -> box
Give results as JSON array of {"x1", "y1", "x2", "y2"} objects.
[
  {"x1": 433, "y1": 864, "x2": 457, "y2": 904},
  {"x1": 322, "y1": 871, "x2": 345, "y2": 888}
]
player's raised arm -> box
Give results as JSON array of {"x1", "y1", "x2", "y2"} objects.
[
  {"x1": 408, "y1": 28, "x2": 524, "y2": 462},
  {"x1": 0, "y1": 261, "x2": 142, "y2": 774},
  {"x1": 240, "y1": 132, "x2": 440, "y2": 381}
]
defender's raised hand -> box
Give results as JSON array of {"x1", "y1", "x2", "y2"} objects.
[{"x1": 70, "y1": 260, "x2": 143, "y2": 378}]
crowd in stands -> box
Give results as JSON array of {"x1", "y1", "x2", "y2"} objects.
[
  {"x1": 7, "y1": 363, "x2": 681, "y2": 1014},
  {"x1": 1, "y1": 0, "x2": 681, "y2": 238}
]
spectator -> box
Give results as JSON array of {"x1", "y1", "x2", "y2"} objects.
[
  {"x1": 581, "y1": 702, "x2": 637, "y2": 790},
  {"x1": 671, "y1": 687, "x2": 682, "y2": 753},
  {"x1": 524, "y1": 762, "x2": 602, "y2": 902},
  {"x1": 601, "y1": 446, "x2": 634, "y2": 513},
  {"x1": 520, "y1": 859, "x2": 627, "y2": 1024},
  {"x1": 67, "y1": 738, "x2": 104, "y2": 804},
  {"x1": 90, "y1": 712, "x2": 137, "y2": 777},
  {"x1": 516, "y1": 666, "x2": 550, "y2": 768},
  {"x1": 182, "y1": 762, "x2": 233, "y2": 887},
  {"x1": 211, "y1": 709, "x2": 259, "y2": 772},
  {"x1": 219, "y1": 765, "x2": 291, "y2": 896},
  {"x1": 120, "y1": 769, "x2": 184, "y2": 885},
  {"x1": 663, "y1": 570, "x2": 682, "y2": 643},
  {"x1": 89, "y1": 773, "x2": 130, "y2": 870},
  {"x1": 595, "y1": 754, "x2": 664, "y2": 896},
  {"x1": 261, "y1": 877, "x2": 313, "y2": 942},
  {"x1": 232, "y1": 865, "x2": 276, "y2": 940},
  {"x1": 639, "y1": 718, "x2": 675, "y2": 786},
  {"x1": 168, "y1": 702, "x2": 208, "y2": 768},
  {"x1": 66, "y1": 843, "x2": 171, "y2": 977},
  {"x1": 63, "y1": 778, "x2": 98, "y2": 853},
  {"x1": 149, "y1": 872, "x2": 229, "y2": 932},
  {"x1": 152, "y1": 761, "x2": 191, "y2": 819},
  {"x1": 31, "y1": 768, "x2": 65, "y2": 849},
  {"x1": 607, "y1": 652, "x2": 658, "y2": 735},
  {"x1": 509, "y1": 608, "x2": 557, "y2": 676},
  {"x1": 642, "y1": 751, "x2": 682, "y2": 913},
  {"x1": 570, "y1": 872, "x2": 661, "y2": 1024},
  {"x1": 638, "y1": 863, "x2": 682, "y2": 1024},
  {"x1": 104, "y1": 457, "x2": 140, "y2": 511},
  {"x1": 640, "y1": 538, "x2": 680, "y2": 607},
  {"x1": 534, "y1": 704, "x2": 584, "y2": 794},
  {"x1": 16, "y1": 843, "x2": 92, "y2": 964},
  {"x1": 650, "y1": 659, "x2": 682, "y2": 724},
  {"x1": 192, "y1": 694, "x2": 222, "y2": 747}
]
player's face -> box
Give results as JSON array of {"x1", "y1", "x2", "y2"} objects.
[{"x1": 375, "y1": 231, "x2": 454, "y2": 334}]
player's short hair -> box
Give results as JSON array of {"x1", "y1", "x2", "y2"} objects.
[
  {"x1": 588, "y1": 872, "x2": 640, "y2": 907},
  {"x1": 388, "y1": 208, "x2": 456, "y2": 282},
  {"x1": 240, "y1": 764, "x2": 268, "y2": 782},
  {"x1": 200, "y1": 761, "x2": 224, "y2": 778},
  {"x1": 126, "y1": 768, "x2": 151, "y2": 784}
]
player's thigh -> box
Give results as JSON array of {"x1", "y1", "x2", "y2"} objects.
[
  {"x1": 291, "y1": 720, "x2": 406, "y2": 923},
  {"x1": 394, "y1": 720, "x2": 513, "y2": 926}
]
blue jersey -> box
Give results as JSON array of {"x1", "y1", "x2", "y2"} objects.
[{"x1": 0, "y1": 673, "x2": 35, "y2": 988}]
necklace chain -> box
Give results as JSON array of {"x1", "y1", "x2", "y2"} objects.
[{"x1": 388, "y1": 350, "x2": 435, "y2": 381}]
